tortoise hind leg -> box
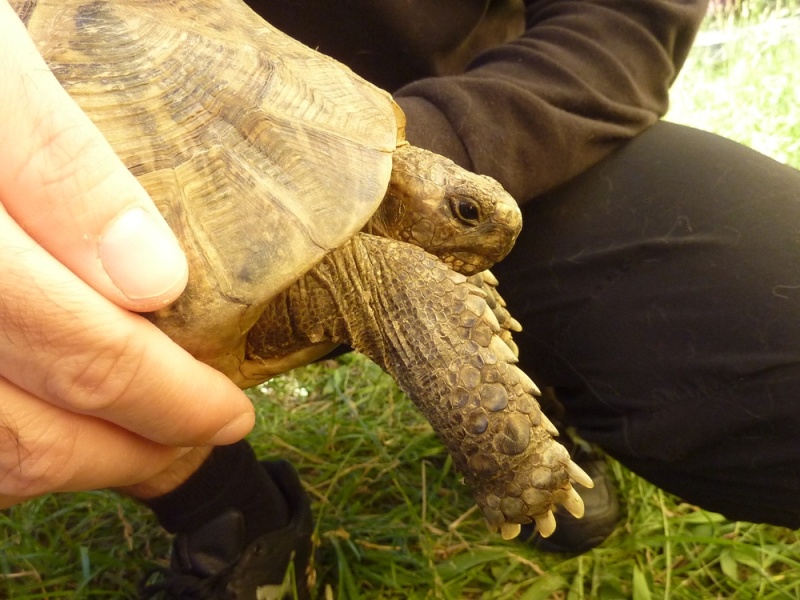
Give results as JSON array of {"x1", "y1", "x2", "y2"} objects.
[{"x1": 247, "y1": 233, "x2": 591, "y2": 537}]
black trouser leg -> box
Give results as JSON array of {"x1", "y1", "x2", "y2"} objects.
[{"x1": 494, "y1": 121, "x2": 800, "y2": 527}]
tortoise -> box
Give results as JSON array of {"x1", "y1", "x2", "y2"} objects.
[{"x1": 16, "y1": 0, "x2": 593, "y2": 540}]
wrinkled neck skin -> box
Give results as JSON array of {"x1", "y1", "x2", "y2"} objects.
[{"x1": 247, "y1": 232, "x2": 578, "y2": 534}]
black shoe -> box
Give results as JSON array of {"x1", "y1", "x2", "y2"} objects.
[
  {"x1": 522, "y1": 442, "x2": 620, "y2": 553},
  {"x1": 140, "y1": 460, "x2": 314, "y2": 600}
]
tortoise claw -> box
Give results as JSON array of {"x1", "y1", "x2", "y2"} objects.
[
  {"x1": 562, "y1": 484, "x2": 585, "y2": 518},
  {"x1": 567, "y1": 460, "x2": 594, "y2": 489},
  {"x1": 535, "y1": 510, "x2": 557, "y2": 538},
  {"x1": 500, "y1": 522, "x2": 522, "y2": 540},
  {"x1": 482, "y1": 305, "x2": 501, "y2": 331},
  {"x1": 516, "y1": 368, "x2": 542, "y2": 397},
  {"x1": 500, "y1": 333, "x2": 520, "y2": 358},
  {"x1": 489, "y1": 336, "x2": 518, "y2": 363},
  {"x1": 481, "y1": 270, "x2": 500, "y2": 287},
  {"x1": 540, "y1": 413, "x2": 559, "y2": 437}
]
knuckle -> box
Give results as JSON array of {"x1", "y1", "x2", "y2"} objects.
[
  {"x1": 0, "y1": 277, "x2": 66, "y2": 356},
  {"x1": 29, "y1": 108, "x2": 98, "y2": 187},
  {"x1": 0, "y1": 417, "x2": 78, "y2": 498},
  {"x1": 44, "y1": 333, "x2": 143, "y2": 415},
  {"x1": 18, "y1": 106, "x2": 117, "y2": 217}
]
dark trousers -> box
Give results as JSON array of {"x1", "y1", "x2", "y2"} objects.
[{"x1": 494, "y1": 121, "x2": 800, "y2": 527}]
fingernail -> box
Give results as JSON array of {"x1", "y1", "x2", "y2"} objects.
[
  {"x1": 99, "y1": 208, "x2": 188, "y2": 304},
  {"x1": 209, "y1": 411, "x2": 256, "y2": 445}
]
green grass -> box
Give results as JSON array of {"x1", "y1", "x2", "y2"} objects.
[{"x1": 3, "y1": 9, "x2": 800, "y2": 600}]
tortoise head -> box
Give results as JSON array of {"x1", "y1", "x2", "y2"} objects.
[{"x1": 369, "y1": 144, "x2": 522, "y2": 275}]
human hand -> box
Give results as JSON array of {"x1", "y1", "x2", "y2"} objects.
[{"x1": 0, "y1": 2, "x2": 254, "y2": 508}]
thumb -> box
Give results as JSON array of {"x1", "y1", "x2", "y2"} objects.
[{"x1": 0, "y1": 2, "x2": 188, "y2": 312}]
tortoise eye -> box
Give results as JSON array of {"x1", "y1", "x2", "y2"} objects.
[{"x1": 452, "y1": 199, "x2": 480, "y2": 225}]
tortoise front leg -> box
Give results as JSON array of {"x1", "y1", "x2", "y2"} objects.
[{"x1": 247, "y1": 233, "x2": 591, "y2": 538}]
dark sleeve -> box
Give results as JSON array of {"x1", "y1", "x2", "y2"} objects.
[{"x1": 394, "y1": 0, "x2": 709, "y2": 202}]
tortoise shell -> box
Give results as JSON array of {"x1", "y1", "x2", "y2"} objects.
[{"x1": 18, "y1": 0, "x2": 403, "y2": 375}]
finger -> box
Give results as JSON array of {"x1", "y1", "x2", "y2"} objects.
[
  {"x1": 0, "y1": 3, "x2": 187, "y2": 312},
  {"x1": 0, "y1": 377, "x2": 188, "y2": 505},
  {"x1": 0, "y1": 207, "x2": 254, "y2": 448}
]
